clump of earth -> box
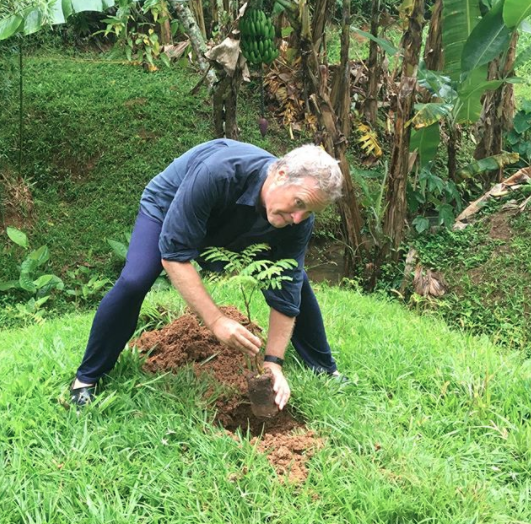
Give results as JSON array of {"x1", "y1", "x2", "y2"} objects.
[{"x1": 133, "y1": 306, "x2": 323, "y2": 483}]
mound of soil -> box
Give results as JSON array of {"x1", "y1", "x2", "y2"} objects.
[{"x1": 133, "y1": 306, "x2": 322, "y2": 483}]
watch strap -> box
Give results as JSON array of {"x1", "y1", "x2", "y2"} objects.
[{"x1": 263, "y1": 355, "x2": 284, "y2": 367}]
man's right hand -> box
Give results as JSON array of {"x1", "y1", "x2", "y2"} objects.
[{"x1": 210, "y1": 315, "x2": 262, "y2": 357}]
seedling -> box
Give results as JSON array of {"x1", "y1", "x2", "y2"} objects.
[{"x1": 202, "y1": 243, "x2": 297, "y2": 374}]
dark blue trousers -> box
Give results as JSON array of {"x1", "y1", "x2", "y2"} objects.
[{"x1": 76, "y1": 211, "x2": 337, "y2": 383}]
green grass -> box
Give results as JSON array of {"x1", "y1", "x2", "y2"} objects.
[
  {"x1": 0, "y1": 48, "x2": 300, "y2": 282},
  {"x1": 0, "y1": 47, "x2": 315, "y2": 323},
  {"x1": 2, "y1": 282, "x2": 531, "y2": 523}
]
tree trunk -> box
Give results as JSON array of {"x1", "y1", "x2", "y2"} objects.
[
  {"x1": 473, "y1": 31, "x2": 518, "y2": 183},
  {"x1": 301, "y1": 0, "x2": 365, "y2": 275},
  {"x1": 381, "y1": 0, "x2": 425, "y2": 261},
  {"x1": 190, "y1": 0, "x2": 207, "y2": 39},
  {"x1": 423, "y1": 0, "x2": 443, "y2": 71},
  {"x1": 213, "y1": 68, "x2": 243, "y2": 139},
  {"x1": 364, "y1": 0, "x2": 380, "y2": 125},
  {"x1": 331, "y1": 0, "x2": 351, "y2": 137},
  {"x1": 170, "y1": 0, "x2": 217, "y2": 89},
  {"x1": 447, "y1": 125, "x2": 459, "y2": 182},
  {"x1": 311, "y1": 0, "x2": 330, "y2": 54}
]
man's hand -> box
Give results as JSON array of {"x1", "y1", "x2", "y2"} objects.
[
  {"x1": 264, "y1": 362, "x2": 290, "y2": 410},
  {"x1": 210, "y1": 315, "x2": 262, "y2": 357}
]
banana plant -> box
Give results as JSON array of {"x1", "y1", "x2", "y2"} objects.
[
  {"x1": 0, "y1": 0, "x2": 115, "y2": 41},
  {"x1": 411, "y1": 0, "x2": 531, "y2": 180}
]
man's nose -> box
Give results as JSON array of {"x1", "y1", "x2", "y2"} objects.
[{"x1": 291, "y1": 211, "x2": 306, "y2": 224}]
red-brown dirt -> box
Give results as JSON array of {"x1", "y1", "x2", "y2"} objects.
[{"x1": 133, "y1": 306, "x2": 322, "y2": 483}]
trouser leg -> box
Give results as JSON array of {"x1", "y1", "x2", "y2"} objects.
[
  {"x1": 291, "y1": 271, "x2": 337, "y2": 373},
  {"x1": 76, "y1": 211, "x2": 163, "y2": 384}
]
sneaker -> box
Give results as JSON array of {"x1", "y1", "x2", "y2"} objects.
[
  {"x1": 328, "y1": 371, "x2": 352, "y2": 385},
  {"x1": 70, "y1": 383, "x2": 96, "y2": 407}
]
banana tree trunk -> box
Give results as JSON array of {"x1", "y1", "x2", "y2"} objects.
[
  {"x1": 190, "y1": 0, "x2": 207, "y2": 39},
  {"x1": 302, "y1": 0, "x2": 365, "y2": 275},
  {"x1": 474, "y1": 31, "x2": 518, "y2": 183},
  {"x1": 311, "y1": 0, "x2": 330, "y2": 54},
  {"x1": 381, "y1": 0, "x2": 425, "y2": 261},
  {"x1": 424, "y1": 0, "x2": 443, "y2": 71},
  {"x1": 331, "y1": 0, "x2": 351, "y2": 137},
  {"x1": 447, "y1": 125, "x2": 460, "y2": 182},
  {"x1": 364, "y1": 0, "x2": 380, "y2": 125},
  {"x1": 170, "y1": 0, "x2": 217, "y2": 89}
]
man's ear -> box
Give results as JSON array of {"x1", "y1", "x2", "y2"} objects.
[{"x1": 274, "y1": 169, "x2": 288, "y2": 184}]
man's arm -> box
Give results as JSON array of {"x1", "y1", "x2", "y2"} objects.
[
  {"x1": 162, "y1": 259, "x2": 262, "y2": 357},
  {"x1": 263, "y1": 307, "x2": 295, "y2": 410}
]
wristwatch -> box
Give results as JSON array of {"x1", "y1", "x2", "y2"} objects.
[{"x1": 263, "y1": 355, "x2": 284, "y2": 367}]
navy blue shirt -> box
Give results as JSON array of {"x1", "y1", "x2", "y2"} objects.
[{"x1": 140, "y1": 139, "x2": 314, "y2": 317}]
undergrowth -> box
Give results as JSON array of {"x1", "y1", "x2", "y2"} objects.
[{"x1": 412, "y1": 195, "x2": 531, "y2": 351}]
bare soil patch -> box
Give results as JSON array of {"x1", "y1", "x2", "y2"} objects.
[{"x1": 133, "y1": 306, "x2": 322, "y2": 482}]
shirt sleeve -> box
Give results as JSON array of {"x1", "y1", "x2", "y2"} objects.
[
  {"x1": 159, "y1": 162, "x2": 223, "y2": 261},
  {"x1": 261, "y1": 215, "x2": 314, "y2": 317}
]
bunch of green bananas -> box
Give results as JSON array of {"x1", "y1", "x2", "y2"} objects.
[{"x1": 239, "y1": 8, "x2": 279, "y2": 66}]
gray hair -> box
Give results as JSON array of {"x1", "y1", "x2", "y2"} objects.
[{"x1": 269, "y1": 144, "x2": 343, "y2": 202}]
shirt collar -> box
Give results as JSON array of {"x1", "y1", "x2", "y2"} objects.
[{"x1": 236, "y1": 159, "x2": 275, "y2": 207}]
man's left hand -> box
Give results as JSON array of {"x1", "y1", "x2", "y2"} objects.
[{"x1": 264, "y1": 362, "x2": 290, "y2": 410}]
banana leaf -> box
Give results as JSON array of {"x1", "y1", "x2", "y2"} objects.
[
  {"x1": 442, "y1": 0, "x2": 481, "y2": 78},
  {"x1": 409, "y1": 103, "x2": 452, "y2": 127},
  {"x1": 461, "y1": 1, "x2": 512, "y2": 73},
  {"x1": 0, "y1": 0, "x2": 116, "y2": 41},
  {"x1": 457, "y1": 152, "x2": 520, "y2": 179},
  {"x1": 351, "y1": 27, "x2": 400, "y2": 56},
  {"x1": 503, "y1": 0, "x2": 531, "y2": 28},
  {"x1": 0, "y1": 14, "x2": 23, "y2": 41},
  {"x1": 410, "y1": 123, "x2": 441, "y2": 169}
]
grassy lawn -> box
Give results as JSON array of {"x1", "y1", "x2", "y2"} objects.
[
  {"x1": 0, "y1": 48, "x2": 303, "y2": 282},
  {"x1": 1, "y1": 282, "x2": 531, "y2": 523}
]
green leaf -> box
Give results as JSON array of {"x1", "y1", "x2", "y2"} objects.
[
  {"x1": 28, "y1": 245, "x2": 50, "y2": 267},
  {"x1": 410, "y1": 123, "x2": 441, "y2": 168},
  {"x1": 71, "y1": 0, "x2": 114, "y2": 12},
  {"x1": 107, "y1": 239, "x2": 128, "y2": 260},
  {"x1": 513, "y1": 111, "x2": 531, "y2": 134},
  {"x1": 457, "y1": 152, "x2": 520, "y2": 179},
  {"x1": 437, "y1": 204, "x2": 455, "y2": 227},
  {"x1": 412, "y1": 216, "x2": 430, "y2": 233},
  {"x1": 160, "y1": 52, "x2": 171, "y2": 68},
  {"x1": 7, "y1": 227, "x2": 28, "y2": 248},
  {"x1": 22, "y1": 7, "x2": 43, "y2": 36},
  {"x1": 37, "y1": 275, "x2": 64, "y2": 296},
  {"x1": 410, "y1": 103, "x2": 452, "y2": 127},
  {"x1": 62, "y1": 0, "x2": 74, "y2": 20},
  {"x1": 0, "y1": 280, "x2": 19, "y2": 291},
  {"x1": 0, "y1": 14, "x2": 23, "y2": 41},
  {"x1": 19, "y1": 272, "x2": 37, "y2": 293},
  {"x1": 461, "y1": 2, "x2": 512, "y2": 73},
  {"x1": 33, "y1": 274, "x2": 54, "y2": 289},
  {"x1": 34, "y1": 296, "x2": 51, "y2": 308},
  {"x1": 351, "y1": 27, "x2": 400, "y2": 56},
  {"x1": 455, "y1": 67, "x2": 485, "y2": 123},
  {"x1": 49, "y1": 0, "x2": 66, "y2": 25},
  {"x1": 503, "y1": 0, "x2": 531, "y2": 28},
  {"x1": 442, "y1": 0, "x2": 481, "y2": 78}
]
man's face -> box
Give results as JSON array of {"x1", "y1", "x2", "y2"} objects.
[{"x1": 262, "y1": 172, "x2": 329, "y2": 228}]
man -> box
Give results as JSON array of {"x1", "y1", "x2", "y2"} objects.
[{"x1": 70, "y1": 139, "x2": 345, "y2": 408}]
